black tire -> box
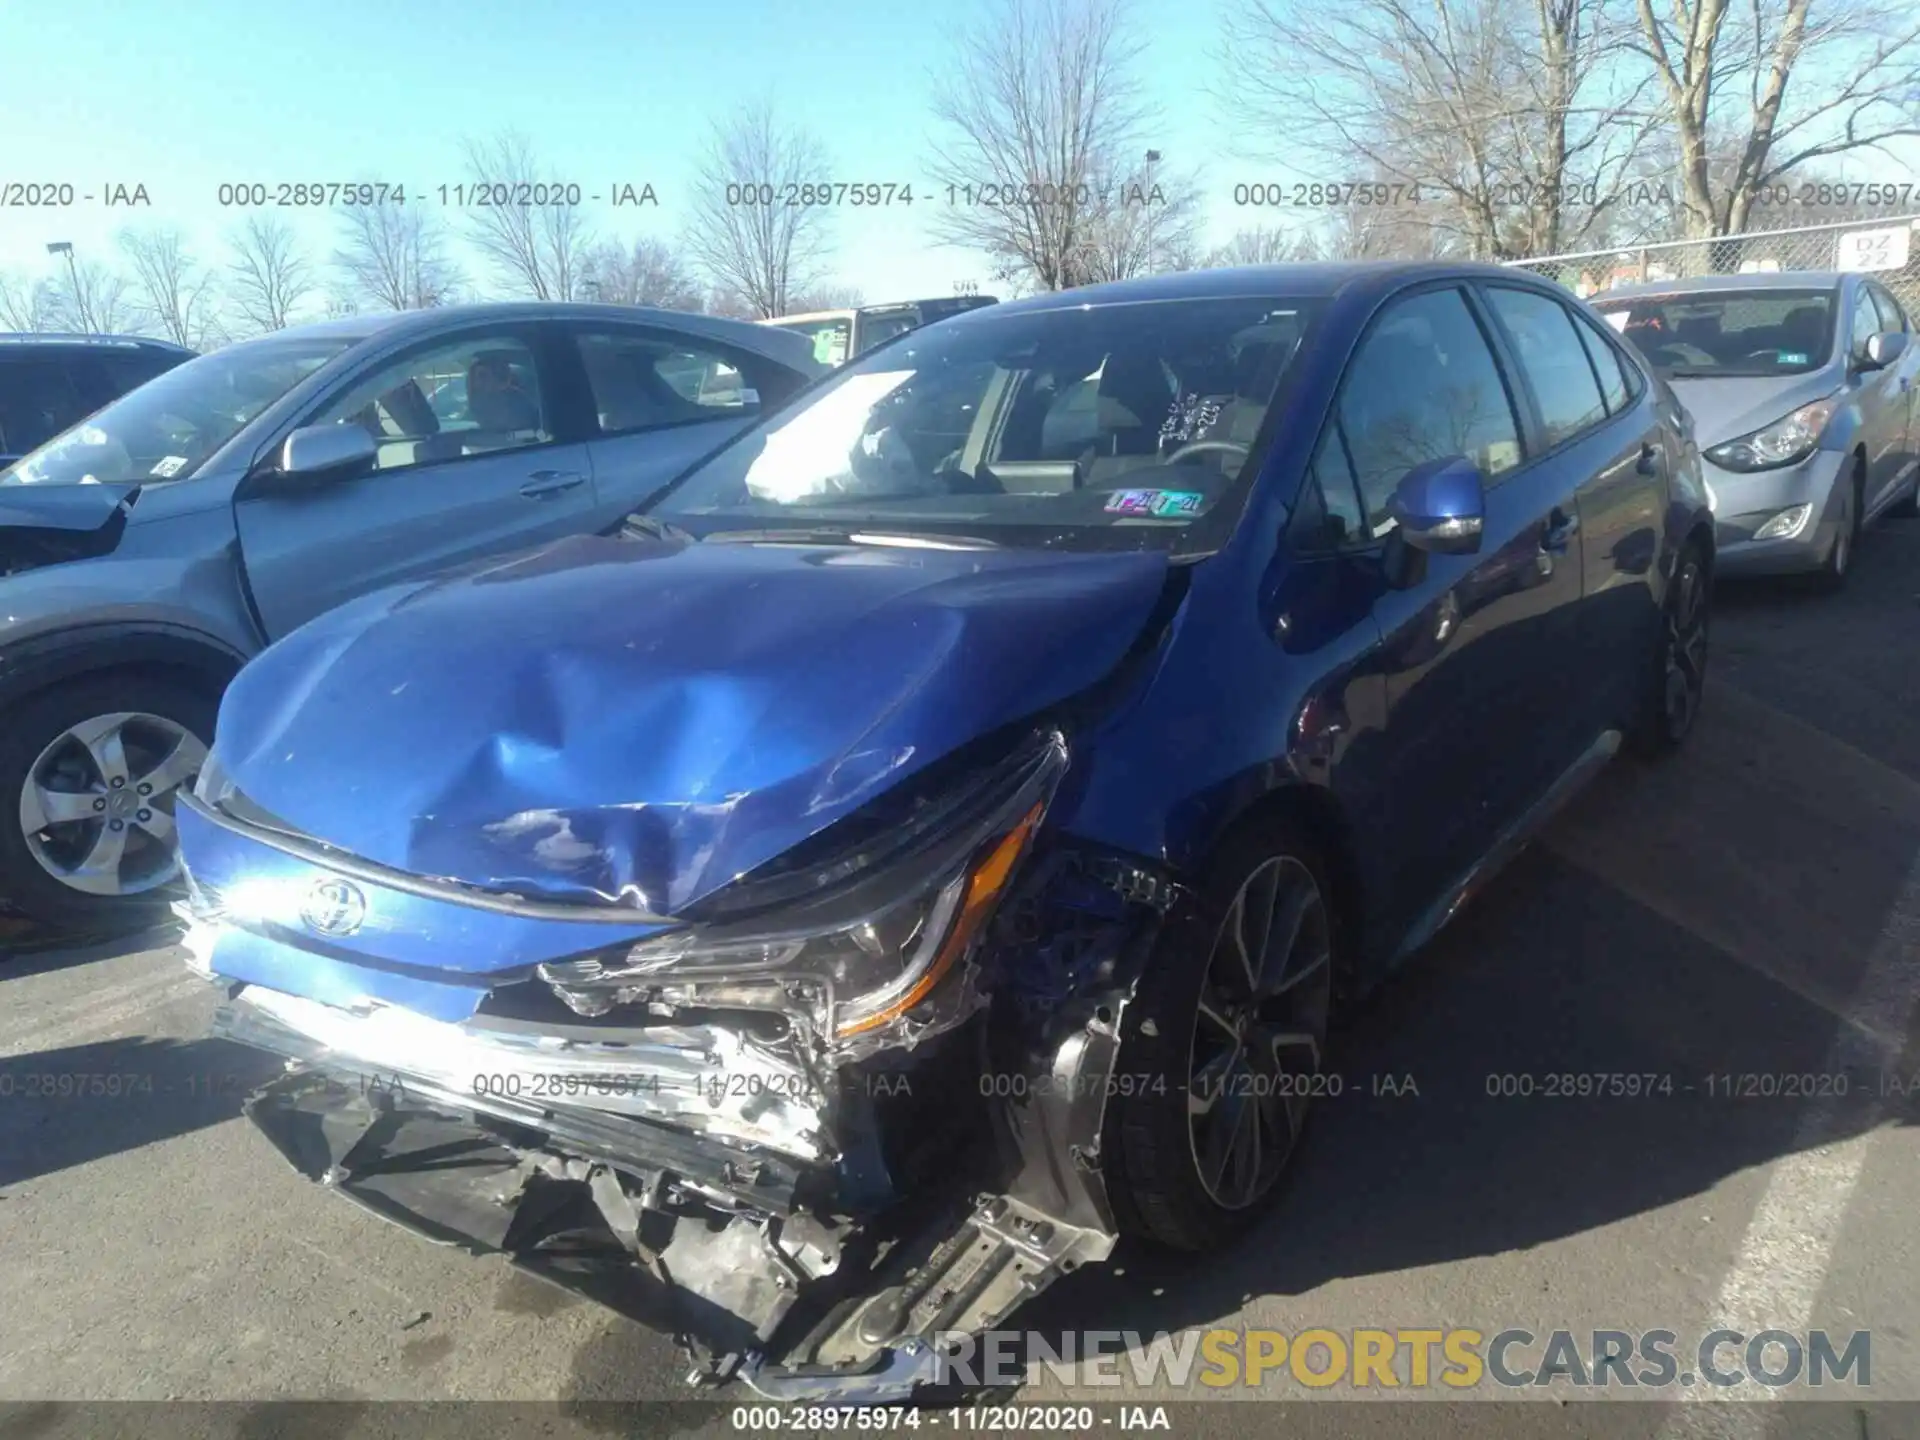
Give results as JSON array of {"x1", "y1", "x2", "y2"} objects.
[
  {"x1": 1626, "y1": 540, "x2": 1711, "y2": 760},
  {"x1": 1889, "y1": 476, "x2": 1919, "y2": 519},
  {"x1": 1104, "y1": 815, "x2": 1338, "y2": 1251},
  {"x1": 0, "y1": 672, "x2": 217, "y2": 931},
  {"x1": 1812, "y1": 463, "x2": 1865, "y2": 592}
]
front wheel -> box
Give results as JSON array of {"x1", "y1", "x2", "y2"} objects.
[
  {"x1": 0, "y1": 673, "x2": 215, "y2": 931},
  {"x1": 1105, "y1": 818, "x2": 1338, "y2": 1251},
  {"x1": 1813, "y1": 464, "x2": 1864, "y2": 591}
]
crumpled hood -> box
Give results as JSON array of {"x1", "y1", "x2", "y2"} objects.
[
  {"x1": 0, "y1": 480, "x2": 140, "y2": 575},
  {"x1": 1667, "y1": 371, "x2": 1841, "y2": 450},
  {"x1": 213, "y1": 533, "x2": 1171, "y2": 913}
]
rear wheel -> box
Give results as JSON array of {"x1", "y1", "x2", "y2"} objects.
[
  {"x1": 1626, "y1": 541, "x2": 1710, "y2": 759},
  {"x1": 1105, "y1": 817, "x2": 1338, "y2": 1250},
  {"x1": 0, "y1": 674, "x2": 214, "y2": 930}
]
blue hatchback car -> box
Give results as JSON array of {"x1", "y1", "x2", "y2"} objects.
[{"x1": 177, "y1": 262, "x2": 1713, "y2": 1402}]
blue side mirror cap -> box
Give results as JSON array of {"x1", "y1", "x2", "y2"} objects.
[{"x1": 1387, "y1": 455, "x2": 1486, "y2": 555}]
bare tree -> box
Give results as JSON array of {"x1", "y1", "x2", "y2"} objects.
[
  {"x1": 926, "y1": 0, "x2": 1156, "y2": 292},
  {"x1": 789, "y1": 284, "x2": 867, "y2": 311},
  {"x1": 335, "y1": 202, "x2": 461, "y2": 311},
  {"x1": 458, "y1": 132, "x2": 592, "y2": 300},
  {"x1": 228, "y1": 217, "x2": 315, "y2": 333},
  {"x1": 1220, "y1": 0, "x2": 1657, "y2": 260},
  {"x1": 51, "y1": 257, "x2": 137, "y2": 335},
  {"x1": 578, "y1": 236, "x2": 705, "y2": 309},
  {"x1": 1077, "y1": 152, "x2": 1206, "y2": 282},
  {"x1": 119, "y1": 227, "x2": 220, "y2": 347},
  {"x1": 1205, "y1": 225, "x2": 1325, "y2": 266},
  {"x1": 0, "y1": 272, "x2": 61, "y2": 332},
  {"x1": 1630, "y1": 0, "x2": 1920, "y2": 237},
  {"x1": 685, "y1": 105, "x2": 835, "y2": 317}
]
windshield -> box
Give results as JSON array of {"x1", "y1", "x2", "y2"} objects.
[
  {"x1": 1591, "y1": 289, "x2": 1836, "y2": 378},
  {"x1": 0, "y1": 336, "x2": 355, "y2": 486},
  {"x1": 651, "y1": 294, "x2": 1323, "y2": 552}
]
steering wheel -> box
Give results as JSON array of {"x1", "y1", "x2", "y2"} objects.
[{"x1": 1164, "y1": 439, "x2": 1250, "y2": 466}]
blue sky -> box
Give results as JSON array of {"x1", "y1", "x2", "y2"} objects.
[{"x1": 0, "y1": 0, "x2": 1239, "y2": 313}]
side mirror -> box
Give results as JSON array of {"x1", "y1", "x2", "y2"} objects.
[
  {"x1": 1386, "y1": 455, "x2": 1486, "y2": 555},
  {"x1": 275, "y1": 424, "x2": 375, "y2": 481},
  {"x1": 1863, "y1": 331, "x2": 1909, "y2": 371}
]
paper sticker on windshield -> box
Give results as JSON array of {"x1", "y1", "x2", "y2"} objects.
[
  {"x1": 1778, "y1": 351, "x2": 1809, "y2": 365},
  {"x1": 1602, "y1": 311, "x2": 1631, "y2": 332},
  {"x1": 1106, "y1": 488, "x2": 1205, "y2": 517},
  {"x1": 149, "y1": 456, "x2": 188, "y2": 477}
]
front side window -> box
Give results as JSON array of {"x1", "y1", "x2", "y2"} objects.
[
  {"x1": 1486, "y1": 286, "x2": 1608, "y2": 446},
  {"x1": 1336, "y1": 287, "x2": 1523, "y2": 533},
  {"x1": 1868, "y1": 284, "x2": 1909, "y2": 333},
  {"x1": 2, "y1": 336, "x2": 350, "y2": 485},
  {"x1": 310, "y1": 333, "x2": 551, "y2": 473},
  {"x1": 1848, "y1": 291, "x2": 1880, "y2": 361},
  {"x1": 1590, "y1": 289, "x2": 1836, "y2": 377},
  {"x1": 652, "y1": 294, "x2": 1325, "y2": 553},
  {"x1": 1299, "y1": 424, "x2": 1368, "y2": 548}
]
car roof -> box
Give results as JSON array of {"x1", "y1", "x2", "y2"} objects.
[
  {"x1": 762, "y1": 310, "x2": 856, "y2": 325},
  {"x1": 963, "y1": 261, "x2": 1556, "y2": 319},
  {"x1": 234, "y1": 301, "x2": 822, "y2": 372},
  {"x1": 0, "y1": 332, "x2": 194, "y2": 353},
  {"x1": 1593, "y1": 271, "x2": 1848, "y2": 301}
]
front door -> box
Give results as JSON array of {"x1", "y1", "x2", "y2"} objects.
[
  {"x1": 235, "y1": 323, "x2": 599, "y2": 638},
  {"x1": 1334, "y1": 284, "x2": 1585, "y2": 917}
]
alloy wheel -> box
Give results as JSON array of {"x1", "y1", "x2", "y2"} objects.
[
  {"x1": 17, "y1": 712, "x2": 207, "y2": 896},
  {"x1": 1662, "y1": 557, "x2": 1709, "y2": 741},
  {"x1": 1186, "y1": 854, "x2": 1333, "y2": 1210}
]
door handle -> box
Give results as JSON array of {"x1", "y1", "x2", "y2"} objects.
[
  {"x1": 520, "y1": 470, "x2": 587, "y2": 499},
  {"x1": 1636, "y1": 443, "x2": 1662, "y2": 476},
  {"x1": 1541, "y1": 508, "x2": 1579, "y2": 554}
]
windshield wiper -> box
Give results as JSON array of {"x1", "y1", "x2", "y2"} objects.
[
  {"x1": 616, "y1": 514, "x2": 697, "y2": 543},
  {"x1": 703, "y1": 526, "x2": 1001, "y2": 550}
]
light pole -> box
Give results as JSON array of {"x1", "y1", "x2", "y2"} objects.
[
  {"x1": 1142, "y1": 150, "x2": 1162, "y2": 275},
  {"x1": 46, "y1": 242, "x2": 84, "y2": 332}
]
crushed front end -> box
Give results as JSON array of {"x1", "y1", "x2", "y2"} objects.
[{"x1": 179, "y1": 728, "x2": 1178, "y2": 1402}]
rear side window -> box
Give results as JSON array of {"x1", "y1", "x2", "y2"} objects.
[
  {"x1": 1336, "y1": 286, "x2": 1523, "y2": 532},
  {"x1": 67, "y1": 349, "x2": 188, "y2": 411},
  {"x1": 1570, "y1": 311, "x2": 1631, "y2": 415},
  {"x1": 575, "y1": 329, "x2": 787, "y2": 435},
  {"x1": 1486, "y1": 286, "x2": 1609, "y2": 446},
  {"x1": 0, "y1": 354, "x2": 86, "y2": 455}
]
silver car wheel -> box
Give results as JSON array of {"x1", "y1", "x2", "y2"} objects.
[
  {"x1": 17, "y1": 711, "x2": 207, "y2": 897},
  {"x1": 1186, "y1": 854, "x2": 1333, "y2": 1211}
]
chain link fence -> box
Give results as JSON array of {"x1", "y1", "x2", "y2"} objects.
[{"x1": 1504, "y1": 215, "x2": 1920, "y2": 316}]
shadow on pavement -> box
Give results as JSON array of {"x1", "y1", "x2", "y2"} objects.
[{"x1": 0, "y1": 1033, "x2": 282, "y2": 1189}]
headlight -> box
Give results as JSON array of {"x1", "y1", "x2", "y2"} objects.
[
  {"x1": 538, "y1": 731, "x2": 1066, "y2": 1055},
  {"x1": 1704, "y1": 395, "x2": 1838, "y2": 472}
]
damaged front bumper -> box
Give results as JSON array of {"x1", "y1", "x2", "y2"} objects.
[{"x1": 215, "y1": 965, "x2": 1137, "y2": 1405}]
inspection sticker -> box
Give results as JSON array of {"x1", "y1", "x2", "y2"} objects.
[
  {"x1": 1105, "y1": 488, "x2": 1205, "y2": 517},
  {"x1": 149, "y1": 456, "x2": 189, "y2": 477}
]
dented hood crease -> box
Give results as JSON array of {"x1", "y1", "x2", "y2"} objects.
[{"x1": 213, "y1": 534, "x2": 1171, "y2": 913}]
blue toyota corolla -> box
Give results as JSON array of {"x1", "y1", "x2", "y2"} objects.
[{"x1": 175, "y1": 262, "x2": 1713, "y2": 1401}]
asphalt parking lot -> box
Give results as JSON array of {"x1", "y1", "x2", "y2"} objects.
[{"x1": 2, "y1": 519, "x2": 1918, "y2": 1440}]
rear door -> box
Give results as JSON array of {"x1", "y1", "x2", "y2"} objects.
[
  {"x1": 235, "y1": 322, "x2": 599, "y2": 638},
  {"x1": 1337, "y1": 284, "x2": 1584, "y2": 912},
  {"x1": 565, "y1": 321, "x2": 805, "y2": 521},
  {"x1": 1482, "y1": 283, "x2": 1666, "y2": 740}
]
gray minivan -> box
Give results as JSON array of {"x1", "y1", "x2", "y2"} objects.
[{"x1": 0, "y1": 302, "x2": 821, "y2": 927}]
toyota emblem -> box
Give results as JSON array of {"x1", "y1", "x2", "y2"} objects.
[{"x1": 300, "y1": 877, "x2": 368, "y2": 937}]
